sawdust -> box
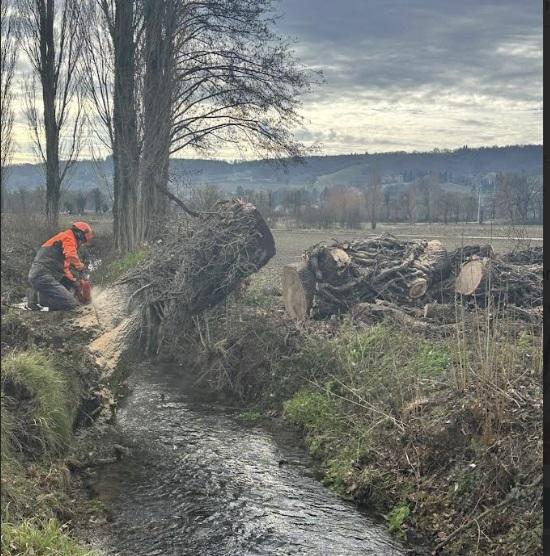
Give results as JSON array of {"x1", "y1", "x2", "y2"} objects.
[
  {"x1": 74, "y1": 284, "x2": 134, "y2": 377},
  {"x1": 88, "y1": 318, "x2": 134, "y2": 377}
]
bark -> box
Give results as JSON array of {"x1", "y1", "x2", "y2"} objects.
[
  {"x1": 112, "y1": 0, "x2": 140, "y2": 252},
  {"x1": 282, "y1": 262, "x2": 316, "y2": 321},
  {"x1": 141, "y1": 0, "x2": 175, "y2": 239},
  {"x1": 18, "y1": 0, "x2": 83, "y2": 228}
]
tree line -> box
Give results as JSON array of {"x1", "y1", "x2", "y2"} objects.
[
  {"x1": 0, "y1": 0, "x2": 316, "y2": 251},
  {"x1": 234, "y1": 171, "x2": 543, "y2": 228}
]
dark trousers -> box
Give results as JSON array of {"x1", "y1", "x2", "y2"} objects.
[{"x1": 28, "y1": 271, "x2": 78, "y2": 311}]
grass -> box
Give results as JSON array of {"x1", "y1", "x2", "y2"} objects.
[
  {"x1": 1, "y1": 519, "x2": 95, "y2": 556},
  {"x1": 1, "y1": 351, "x2": 72, "y2": 458},
  {"x1": 91, "y1": 246, "x2": 150, "y2": 286},
  {"x1": 192, "y1": 299, "x2": 541, "y2": 553},
  {"x1": 386, "y1": 504, "x2": 411, "y2": 537},
  {"x1": 0, "y1": 347, "x2": 101, "y2": 555}
]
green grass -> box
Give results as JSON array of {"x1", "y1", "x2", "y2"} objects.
[
  {"x1": 92, "y1": 247, "x2": 150, "y2": 285},
  {"x1": 1, "y1": 519, "x2": 95, "y2": 556},
  {"x1": 1, "y1": 350, "x2": 72, "y2": 457},
  {"x1": 238, "y1": 409, "x2": 265, "y2": 423},
  {"x1": 386, "y1": 504, "x2": 411, "y2": 536}
]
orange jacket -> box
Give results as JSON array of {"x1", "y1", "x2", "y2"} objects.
[{"x1": 34, "y1": 229, "x2": 85, "y2": 281}]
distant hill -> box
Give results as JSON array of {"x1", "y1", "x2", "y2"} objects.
[{"x1": 4, "y1": 145, "x2": 542, "y2": 193}]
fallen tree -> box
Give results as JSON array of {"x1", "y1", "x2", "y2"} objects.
[{"x1": 119, "y1": 199, "x2": 275, "y2": 353}]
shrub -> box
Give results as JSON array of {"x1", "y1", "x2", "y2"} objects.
[{"x1": 386, "y1": 504, "x2": 411, "y2": 536}]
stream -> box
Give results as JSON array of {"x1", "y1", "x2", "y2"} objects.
[{"x1": 82, "y1": 364, "x2": 406, "y2": 555}]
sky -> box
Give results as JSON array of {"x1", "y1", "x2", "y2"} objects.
[{"x1": 9, "y1": 0, "x2": 542, "y2": 163}]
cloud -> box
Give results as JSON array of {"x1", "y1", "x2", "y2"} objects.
[
  {"x1": 9, "y1": 1, "x2": 542, "y2": 162},
  {"x1": 275, "y1": 0, "x2": 542, "y2": 153}
]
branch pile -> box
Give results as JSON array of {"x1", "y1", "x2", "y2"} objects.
[
  {"x1": 283, "y1": 234, "x2": 451, "y2": 319},
  {"x1": 120, "y1": 199, "x2": 275, "y2": 353},
  {"x1": 282, "y1": 234, "x2": 542, "y2": 321}
]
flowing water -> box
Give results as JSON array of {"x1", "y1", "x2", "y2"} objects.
[{"x1": 83, "y1": 364, "x2": 406, "y2": 556}]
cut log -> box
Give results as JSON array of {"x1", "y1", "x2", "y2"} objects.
[
  {"x1": 323, "y1": 247, "x2": 351, "y2": 275},
  {"x1": 413, "y1": 240, "x2": 450, "y2": 281},
  {"x1": 455, "y1": 259, "x2": 489, "y2": 295},
  {"x1": 454, "y1": 258, "x2": 542, "y2": 307},
  {"x1": 282, "y1": 262, "x2": 316, "y2": 321},
  {"x1": 408, "y1": 277, "x2": 429, "y2": 299}
]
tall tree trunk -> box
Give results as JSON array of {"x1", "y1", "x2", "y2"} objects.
[
  {"x1": 113, "y1": 0, "x2": 140, "y2": 252},
  {"x1": 40, "y1": 0, "x2": 61, "y2": 228},
  {"x1": 43, "y1": 87, "x2": 61, "y2": 227},
  {"x1": 141, "y1": 0, "x2": 173, "y2": 239}
]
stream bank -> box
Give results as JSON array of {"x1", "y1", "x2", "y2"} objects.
[{"x1": 74, "y1": 363, "x2": 406, "y2": 556}]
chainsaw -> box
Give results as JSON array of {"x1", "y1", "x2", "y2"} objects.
[{"x1": 73, "y1": 270, "x2": 92, "y2": 305}]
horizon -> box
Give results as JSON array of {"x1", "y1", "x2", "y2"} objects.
[{"x1": 5, "y1": 142, "x2": 543, "y2": 169}]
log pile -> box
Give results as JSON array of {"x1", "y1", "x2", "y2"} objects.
[
  {"x1": 282, "y1": 234, "x2": 542, "y2": 321},
  {"x1": 283, "y1": 234, "x2": 452, "y2": 320},
  {"x1": 454, "y1": 257, "x2": 542, "y2": 307},
  {"x1": 501, "y1": 246, "x2": 543, "y2": 265},
  {"x1": 120, "y1": 199, "x2": 275, "y2": 352}
]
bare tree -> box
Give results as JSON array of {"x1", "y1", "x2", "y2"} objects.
[
  {"x1": 1, "y1": 0, "x2": 17, "y2": 211},
  {"x1": 140, "y1": 0, "x2": 317, "y2": 237},
  {"x1": 496, "y1": 173, "x2": 541, "y2": 224},
  {"x1": 81, "y1": 0, "x2": 141, "y2": 251},
  {"x1": 111, "y1": 0, "x2": 141, "y2": 251},
  {"x1": 91, "y1": 186, "x2": 104, "y2": 213},
  {"x1": 140, "y1": 0, "x2": 177, "y2": 237},
  {"x1": 405, "y1": 184, "x2": 417, "y2": 224},
  {"x1": 17, "y1": 0, "x2": 85, "y2": 227},
  {"x1": 76, "y1": 190, "x2": 87, "y2": 214},
  {"x1": 81, "y1": 0, "x2": 316, "y2": 248}
]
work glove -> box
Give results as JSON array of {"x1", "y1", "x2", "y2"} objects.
[{"x1": 60, "y1": 276, "x2": 78, "y2": 291}]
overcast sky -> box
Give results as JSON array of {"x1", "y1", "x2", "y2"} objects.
[
  {"x1": 10, "y1": 0, "x2": 542, "y2": 163},
  {"x1": 276, "y1": 0, "x2": 542, "y2": 155}
]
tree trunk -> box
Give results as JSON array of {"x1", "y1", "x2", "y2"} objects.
[
  {"x1": 141, "y1": 0, "x2": 174, "y2": 239},
  {"x1": 282, "y1": 262, "x2": 315, "y2": 321},
  {"x1": 113, "y1": 0, "x2": 140, "y2": 252},
  {"x1": 40, "y1": 0, "x2": 61, "y2": 228}
]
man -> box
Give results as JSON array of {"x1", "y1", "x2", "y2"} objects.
[{"x1": 27, "y1": 221, "x2": 94, "y2": 311}]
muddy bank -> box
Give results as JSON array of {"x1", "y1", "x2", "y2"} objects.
[
  {"x1": 0, "y1": 269, "x2": 135, "y2": 554},
  {"x1": 76, "y1": 364, "x2": 406, "y2": 556}
]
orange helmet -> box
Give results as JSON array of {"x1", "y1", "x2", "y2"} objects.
[{"x1": 72, "y1": 221, "x2": 94, "y2": 243}]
